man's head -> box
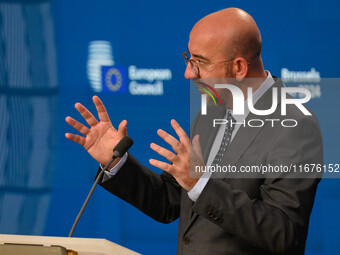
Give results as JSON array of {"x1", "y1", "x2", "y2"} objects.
[{"x1": 185, "y1": 8, "x2": 265, "y2": 80}]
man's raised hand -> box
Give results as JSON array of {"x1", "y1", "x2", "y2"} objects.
[
  {"x1": 65, "y1": 96, "x2": 127, "y2": 167},
  {"x1": 149, "y1": 119, "x2": 205, "y2": 191}
]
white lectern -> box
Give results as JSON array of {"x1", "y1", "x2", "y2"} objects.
[{"x1": 0, "y1": 234, "x2": 140, "y2": 255}]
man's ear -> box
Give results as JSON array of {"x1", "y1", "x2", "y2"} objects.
[{"x1": 233, "y1": 57, "x2": 248, "y2": 81}]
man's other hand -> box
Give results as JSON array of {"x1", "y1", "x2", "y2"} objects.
[{"x1": 149, "y1": 119, "x2": 205, "y2": 191}]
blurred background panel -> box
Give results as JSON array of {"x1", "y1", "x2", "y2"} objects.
[
  {"x1": 0, "y1": 0, "x2": 58, "y2": 235},
  {"x1": 0, "y1": 0, "x2": 339, "y2": 254}
]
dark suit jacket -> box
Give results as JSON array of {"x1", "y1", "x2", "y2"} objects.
[{"x1": 98, "y1": 78, "x2": 323, "y2": 255}]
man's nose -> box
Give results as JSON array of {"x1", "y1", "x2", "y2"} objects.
[{"x1": 184, "y1": 63, "x2": 198, "y2": 79}]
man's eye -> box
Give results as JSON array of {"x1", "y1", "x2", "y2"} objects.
[{"x1": 197, "y1": 59, "x2": 205, "y2": 64}]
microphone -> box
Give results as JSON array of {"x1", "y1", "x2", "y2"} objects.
[
  {"x1": 68, "y1": 136, "x2": 134, "y2": 237},
  {"x1": 112, "y1": 136, "x2": 134, "y2": 158}
]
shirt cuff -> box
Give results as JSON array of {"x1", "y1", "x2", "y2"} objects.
[
  {"x1": 187, "y1": 171, "x2": 212, "y2": 202},
  {"x1": 100, "y1": 152, "x2": 128, "y2": 181}
]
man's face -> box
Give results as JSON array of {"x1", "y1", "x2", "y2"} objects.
[
  {"x1": 184, "y1": 27, "x2": 234, "y2": 80},
  {"x1": 185, "y1": 27, "x2": 235, "y2": 106}
]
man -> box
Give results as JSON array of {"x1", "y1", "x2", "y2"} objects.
[{"x1": 66, "y1": 8, "x2": 323, "y2": 254}]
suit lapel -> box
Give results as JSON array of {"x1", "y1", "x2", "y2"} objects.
[{"x1": 184, "y1": 79, "x2": 284, "y2": 234}]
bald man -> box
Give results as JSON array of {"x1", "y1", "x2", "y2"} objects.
[{"x1": 66, "y1": 8, "x2": 322, "y2": 255}]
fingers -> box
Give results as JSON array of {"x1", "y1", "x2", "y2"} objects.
[
  {"x1": 92, "y1": 96, "x2": 111, "y2": 123},
  {"x1": 75, "y1": 103, "x2": 99, "y2": 127},
  {"x1": 157, "y1": 129, "x2": 184, "y2": 154},
  {"x1": 149, "y1": 159, "x2": 172, "y2": 173},
  {"x1": 150, "y1": 143, "x2": 177, "y2": 163},
  {"x1": 65, "y1": 133, "x2": 85, "y2": 146},
  {"x1": 118, "y1": 120, "x2": 128, "y2": 136},
  {"x1": 65, "y1": 116, "x2": 90, "y2": 136},
  {"x1": 191, "y1": 135, "x2": 204, "y2": 160},
  {"x1": 170, "y1": 119, "x2": 190, "y2": 148},
  {"x1": 156, "y1": 119, "x2": 189, "y2": 154}
]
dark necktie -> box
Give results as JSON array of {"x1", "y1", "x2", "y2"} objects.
[{"x1": 211, "y1": 111, "x2": 235, "y2": 166}]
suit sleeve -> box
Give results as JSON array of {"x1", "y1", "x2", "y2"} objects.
[
  {"x1": 192, "y1": 116, "x2": 323, "y2": 253},
  {"x1": 97, "y1": 153, "x2": 181, "y2": 223}
]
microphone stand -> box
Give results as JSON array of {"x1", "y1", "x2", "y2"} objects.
[
  {"x1": 68, "y1": 136, "x2": 133, "y2": 238},
  {"x1": 68, "y1": 156, "x2": 115, "y2": 237}
]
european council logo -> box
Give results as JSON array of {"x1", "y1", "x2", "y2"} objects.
[
  {"x1": 87, "y1": 41, "x2": 115, "y2": 92},
  {"x1": 87, "y1": 40, "x2": 171, "y2": 95},
  {"x1": 101, "y1": 66, "x2": 128, "y2": 93}
]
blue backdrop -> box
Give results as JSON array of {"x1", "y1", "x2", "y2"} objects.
[{"x1": 0, "y1": 0, "x2": 339, "y2": 254}]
